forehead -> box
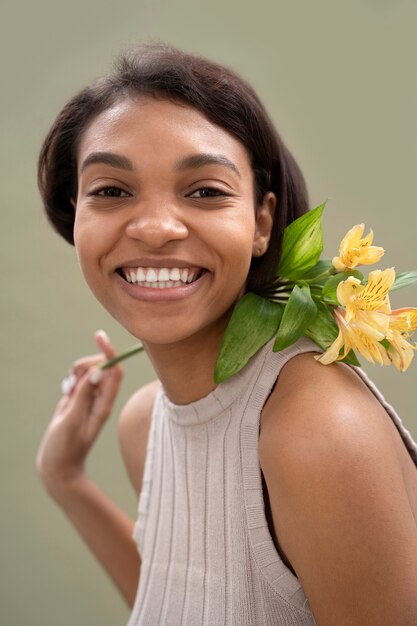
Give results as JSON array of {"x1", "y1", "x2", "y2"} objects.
[{"x1": 77, "y1": 97, "x2": 253, "y2": 176}]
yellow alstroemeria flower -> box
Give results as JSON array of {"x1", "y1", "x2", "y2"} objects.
[
  {"x1": 316, "y1": 268, "x2": 401, "y2": 368},
  {"x1": 315, "y1": 307, "x2": 392, "y2": 366},
  {"x1": 337, "y1": 268, "x2": 395, "y2": 322},
  {"x1": 386, "y1": 308, "x2": 417, "y2": 371},
  {"x1": 317, "y1": 270, "x2": 417, "y2": 371},
  {"x1": 332, "y1": 223, "x2": 385, "y2": 271}
]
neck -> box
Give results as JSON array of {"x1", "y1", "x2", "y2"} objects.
[{"x1": 142, "y1": 314, "x2": 231, "y2": 405}]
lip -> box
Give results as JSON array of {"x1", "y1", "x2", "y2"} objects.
[
  {"x1": 115, "y1": 268, "x2": 209, "y2": 302},
  {"x1": 116, "y1": 257, "x2": 206, "y2": 270}
]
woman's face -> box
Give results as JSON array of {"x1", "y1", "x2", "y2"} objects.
[{"x1": 73, "y1": 96, "x2": 275, "y2": 347}]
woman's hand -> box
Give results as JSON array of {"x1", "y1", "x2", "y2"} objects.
[{"x1": 36, "y1": 330, "x2": 123, "y2": 494}]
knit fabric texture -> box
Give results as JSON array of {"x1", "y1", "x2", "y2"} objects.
[{"x1": 127, "y1": 337, "x2": 417, "y2": 626}]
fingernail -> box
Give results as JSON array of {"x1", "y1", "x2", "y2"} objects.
[
  {"x1": 89, "y1": 368, "x2": 103, "y2": 385},
  {"x1": 97, "y1": 329, "x2": 110, "y2": 342},
  {"x1": 61, "y1": 373, "x2": 77, "y2": 395}
]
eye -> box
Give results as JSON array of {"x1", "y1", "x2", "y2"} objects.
[
  {"x1": 89, "y1": 186, "x2": 130, "y2": 198},
  {"x1": 188, "y1": 187, "x2": 229, "y2": 199}
]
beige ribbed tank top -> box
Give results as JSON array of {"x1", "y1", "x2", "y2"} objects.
[{"x1": 127, "y1": 337, "x2": 417, "y2": 626}]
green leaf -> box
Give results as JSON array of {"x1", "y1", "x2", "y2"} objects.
[
  {"x1": 304, "y1": 301, "x2": 339, "y2": 349},
  {"x1": 391, "y1": 271, "x2": 417, "y2": 292},
  {"x1": 340, "y1": 350, "x2": 361, "y2": 367},
  {"x1": 304, "y1": 302, "x2": 361, "y2": 366},
  {"x1": 278, "y1": 203, "x2": 325, "y2": 280},
  {"x1": 214, "y1": 293, "x2": 283, "y2": 383},
  {"x1": 302, "y1": 259, "x2": 333, "y2": 281},
  {"x1": 273, "y1": 285, "x2": 317, "y2": 352},
  {"x1": 322, "y1": 270, "x2": 363, "y2": 304}
]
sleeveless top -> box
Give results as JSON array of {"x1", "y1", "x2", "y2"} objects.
[{"x1": 127, "y1": 337, "x2": 417, "y2": 626}]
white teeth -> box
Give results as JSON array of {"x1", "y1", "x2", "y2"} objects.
[
  {"x1": 170, "y1": 268, "x2": 180, "y2": 281},
  {"x1": 123, "y1": 266, "x2": 203, "y2": 288},
  {"x1": 145, "y1": 268, "x2": 158, "y2": 282},
  {"x1": 158, "y1": 268, "x2": 170, "y2": 281}
]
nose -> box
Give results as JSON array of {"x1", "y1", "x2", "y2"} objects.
[{"x1": 125, "y1": 201, "x2": 189, "y2": 249}]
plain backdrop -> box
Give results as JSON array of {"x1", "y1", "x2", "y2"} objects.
[{"x1": 1, "y1": 0, "x2": 416, "y2": 624}]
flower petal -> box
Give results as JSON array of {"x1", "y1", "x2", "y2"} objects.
[
  {"x1": 315, "y1": 328, "x2": 345, "y2": 365},
  {"x1": 337, "y1": 276, "x2": 364, "y2": 310},
  {"x1": 332, "y1": 224, "x2": 384, "y2": 270},
  {"x1": 353, "y1": 311, "x2": 390, "y2": 340},
  {"x1": 354, "y1": 268, "x2": 395, "y2": 311},
  {"x1": 387, "y1": 330, "x2": 416, "y2": 371},
  {"x1": 389, "y1": 308, "x2": 417, "y2": 334},
  {"x1": 356, "y1": 245, "x2": 385, "y2": 266}
]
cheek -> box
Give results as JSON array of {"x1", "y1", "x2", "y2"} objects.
[
  {"x1": 74, "y1": 215, "x2": 92, "y2": 274},
  {"x1": 73, "y1": 214, "x2": 108, "y2": 298},
  {"x1": 205, "y1": 215, "x2": 256, "y2": 304},
  {"x1": 214, "y1": 214, "x2": 256, "y2": 269}
]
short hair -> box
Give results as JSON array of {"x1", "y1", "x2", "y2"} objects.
[{"x1": 38, "y1": 41, "x2": 309, "y2": 293}]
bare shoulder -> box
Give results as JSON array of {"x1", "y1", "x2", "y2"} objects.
[
  {"x1": 117, "y1": 379, "x2": 160, "y2": 497},
  {"x1": 260, "y1": 350, "x2": 401, "y2": 453},
  {"x1": 259, "y1": 352, "x2": 417, "y2": 625}
]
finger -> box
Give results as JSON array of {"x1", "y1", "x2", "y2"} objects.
[
  {"x1": 85, "y1": 365, "x2": 123, "y2": 439},
  {"x1": 63, "y1": 330, "x2": 118, "y2": 399},
  {"x1": 59, "y1": 367, "x2": 100, "y2": 428},
  {"x1": 71, "y1": 354, "x2": 106, "y2": 377},
  {"x1": 60, "y1": 373, "x2": 77, "y2": 396},
  {"x1": 94, "y1": 329, "x2": 117, "y2": 360},
  {"x1": 65, "y1": 363, "x2": 122, "y2": 434}
]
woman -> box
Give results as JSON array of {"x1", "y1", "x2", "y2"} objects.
[{"x1": 36, "y1": 42, "x2": 417, "y2": 625}]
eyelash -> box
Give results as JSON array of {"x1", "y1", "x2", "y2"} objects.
[
  {"x1": 189, "y1": 187, "x2": 229, "y2": 198},
  {"x1": 88, "y1": 186, "x2": 130, "y2": 198},
  {"x1": 88, "y1": 186, "x2": 230, "y2": 199}
]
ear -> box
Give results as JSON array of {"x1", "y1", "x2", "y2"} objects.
[
  {"x1": 70, "y1": 197, "x2": 77, "y2": 210},
  {"x1": 252, "y1": 192, "x2": 276, "y2": 257}
]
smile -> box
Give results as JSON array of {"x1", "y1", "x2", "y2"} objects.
[{"x1": 120, "y1": 266, "x2": 204, "y2": 289}]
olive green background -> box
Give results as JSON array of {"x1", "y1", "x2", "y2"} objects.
[{"x1": 1, "y1": 1, "x2": 416, "y2": 624}]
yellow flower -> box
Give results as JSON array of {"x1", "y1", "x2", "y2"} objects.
[
  {"x1": 337, "y1": 268, "x2": 395, "y2": 322},
  {"x1": 316, "y1": 270, "x2": 417, "y2": 371},
  {"x1": 316, "y1": 307, "x2": 392, "y2": 366},
  {"x1": 386, "y1": 308, "x2": 417, "y2": 371},
  {"x1": 332, "y1": 223, "x2": 385, "y2": 271}
]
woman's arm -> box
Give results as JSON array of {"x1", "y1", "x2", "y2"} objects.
[
  {"x1": 259, "y1": 353, "x2": 417, "y2": 626},
  {"x1": 36, "y1": 332, "x2": 154, "y2": 608},
  {"x1": 44, "y1": 474, "x2": 140, "y2": 607}
]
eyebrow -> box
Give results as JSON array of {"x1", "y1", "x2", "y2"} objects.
[
  {"x1": 80, "y1": 152, "x2": 135, "y2": 174},
  {"x1": 79, "y1": 150, "x2": 241, "y2": 178},
  {"x1": 174, "y1": 153, "x2": 241, "y2": 178}
]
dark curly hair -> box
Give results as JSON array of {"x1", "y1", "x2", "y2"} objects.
[{"x1": 38, "y1": 41, "x2": 309, "y2": 293}]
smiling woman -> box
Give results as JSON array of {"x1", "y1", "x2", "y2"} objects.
[
  {"x1": 72, "y1": 97, "x2": 275, "y2": 350},
  {"x1": 36, "y1": 42, "x2": 417, "y2": 626}
]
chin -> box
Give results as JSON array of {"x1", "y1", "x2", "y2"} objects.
[{"x1": 123, "y1": 321, "x2": 202, "y2": 347}]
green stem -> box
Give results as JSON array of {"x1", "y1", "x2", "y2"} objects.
[
  {"x1": 267, "y1": 296, "x2": 290, "y2": 304},
  {"x1": 98, "y1": 343, "x2": 145, "y2": 370},
  {"x1": 305, "y1": 270, "x2": 332, "y2": 284}
]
